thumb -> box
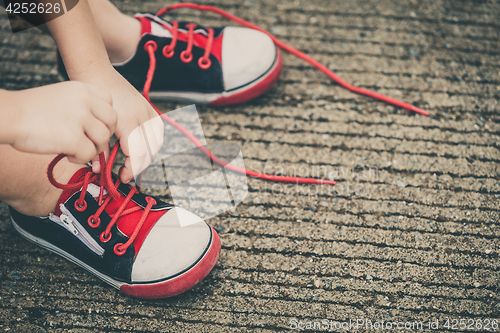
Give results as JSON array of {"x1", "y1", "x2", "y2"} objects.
[{"x1": 120, "y1": 155, "x2": 134, "y2": 184}]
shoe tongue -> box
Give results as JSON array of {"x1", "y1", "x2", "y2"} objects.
[
  {"x1": 54, "y1": 164, "x2": 165, "y2": 251},
  {"x1": 135, "y1": 15, "x2": 173, "y2": 38},
  {"x1": 54, "y1": 167, "x2": 94, "y2": 216},
  {"x1": 135, "y1": 14, "x2": 177, "y2": 38},
  {"x1": 135, "y1": 15, "x2": 152, "y2": 35}
]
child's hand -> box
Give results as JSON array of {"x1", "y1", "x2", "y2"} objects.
[
  {"x1": 5, "y1": 81, "x2": 117, "y2": 164},
  {"x1": 73, "y1": 66, "x2": 163, "y2": 184},
  {"x1": 45, "y1": 0, "x2": 163, "y2": 183}
]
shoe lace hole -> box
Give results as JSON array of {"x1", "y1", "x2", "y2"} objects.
[
  {"x1": 163, "y1": 46, "x2": 174, "y2": 58},
  {"x1": 198, "y1": 57, "x2": 211, "y2": 69},
  {"x1": 146, "y1": 197, "x2": 157, "y2": 205},
  {"x1": 114, "y1": 243, "x2": 126, "y2": 256},
  {"x1": 88, "y1": 215, "x2": 100, "y2": 228},
  {"x1": 100, "y1": 231, "x2": 111, "y2": 243},
  {"x1": 74, "y1": 200, "x2": 87, "y2": 212},
  {"x1": 180, "y1": 50, "x2": 193, "y2": 63},
  {"x1": 144, "y1": 40, "x2": 157, "y2": 52}
]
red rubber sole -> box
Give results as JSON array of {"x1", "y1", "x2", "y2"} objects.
[
  {"x1": 209, "y1": 48, "x2": 283, "y2": 106},
  {"x1": 120, "y1": 226, "x2": 221, "y2": 299}
]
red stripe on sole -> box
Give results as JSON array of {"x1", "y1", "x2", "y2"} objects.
[
  {"x1": 120, "y1": 226, "x2": 221, "y2": 299},
  {"x1": 209, "y1": 48, "x2": 283, "y2": 106}
]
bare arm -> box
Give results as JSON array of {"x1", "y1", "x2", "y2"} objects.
[
  {"x1": 47, "y1": 0, "x2": 111, "y2": 79},
  {"x1": 46, "y1": 0, "x2": 161, "y2": 182},
  {"x1": 0, "y1": 89, "x2": 21, "y2": 145}
]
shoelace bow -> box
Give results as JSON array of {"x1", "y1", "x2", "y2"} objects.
[{"x1": 48, "y1": 143, "x2": 157, "y2": 256}]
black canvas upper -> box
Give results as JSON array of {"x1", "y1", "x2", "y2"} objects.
[
  {"x1": 10, "y1": 193, "x2": 135, "y2": 282},
  {"x1": 116, "y1": 33, "x2": 224, "y2": 93},
  {"x1": 10, "y1": 183, "x2": 174, "y2": 282},
  {"x1": 57, "y1": 15, "x2": 226, "y2": 94}
]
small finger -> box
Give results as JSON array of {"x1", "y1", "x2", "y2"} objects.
[
  {"x1": 70, "y1": 137, "x2": 97, "y2": 164},
  {"x1": 90, "y1": 98, "x2": 118, "y2": 134},
  {"x1": 84, "y1": 118, "x2": 112, "y2": 156},
  {"x1": 92, "y1": 154, "x2": 100, "y2": 173},
  {"x1": 67, "y1": 155, "x2": 83, "y2": 164},
  {"x1": 142, "y1": 115, "x2": 164, "y2": 159},
  {"x1": 125, "y1": 129, "x2": 152, "y2": 177}
]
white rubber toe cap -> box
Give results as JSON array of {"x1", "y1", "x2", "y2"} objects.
[
  {"x1": 221, "y1": 26, "x2": 277, "y2": 91},
  {"x1": 131, "y1": 207, "x2": 211, "y2": 282}
]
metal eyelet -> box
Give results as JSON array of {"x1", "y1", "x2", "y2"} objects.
[
  {"x1": 88, "y1": 215, "x2": 100, "y2": 228},
  {"x1": 100, "y1": 231, "x2": 111, "y2": 243},
  {"x1": 180, "y1": 50, "x2": 193, "y2": 63},
  {"x1": 198, "y1": 57, "x2": 211, "y2": 69},
  {"x1": 74, "y1": 200, "x2": 87, "y2": 212}
]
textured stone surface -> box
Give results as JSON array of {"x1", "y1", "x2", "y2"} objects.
[{"x1": 1, "y1": 0, "x2": 499, "y2": 332}]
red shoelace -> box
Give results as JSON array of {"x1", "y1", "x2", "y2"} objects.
[
  {"x1": 155, "y1": 3, "x2": 430, "y2": 116},
  {"x1": 140, "y1": 3, "x2": 431, "y2": 186},
  {"x1": 143, "y1": 42, "x2": 337, "y2": 185},
  {"x1": 48, "y1": 143, "x2": 156, "y2": 256},
  {"x1": 158, "y1": 20, "x2": 215, "y2": 69},
  {"x1": 46, "y1": 3, "x2": 432, "y2": 239}
]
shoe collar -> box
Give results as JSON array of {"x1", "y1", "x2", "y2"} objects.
[{"x1": 134, "y1": 13, "x2": 224, "y2": 38}]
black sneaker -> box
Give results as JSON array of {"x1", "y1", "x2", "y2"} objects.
[
  {"x1": 10, "y1": 164, "x2": 220, "y2": 299},
  {"x1": 57, "y1": 13, "x2": 282, "y2": 106}
]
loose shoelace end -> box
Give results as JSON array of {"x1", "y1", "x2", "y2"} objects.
[{"x1": 410, "y1": 106, "x2": 430, "y2": 116}]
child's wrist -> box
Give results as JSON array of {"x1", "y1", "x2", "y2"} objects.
[{"x1": 65, "y1": 58, "x2": 115, "y2": 82}]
